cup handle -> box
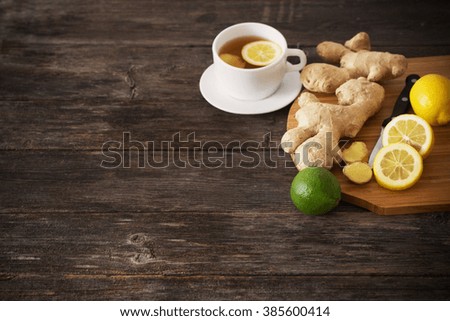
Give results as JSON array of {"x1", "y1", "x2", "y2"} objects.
[{"x1": 285, "y1": 48, "x2": 307, "y2": 72}]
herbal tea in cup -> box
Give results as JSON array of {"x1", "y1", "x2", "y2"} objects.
[
  {"x1": 212, "y1": 22, "x2": 307, "y2": 101},
  {"x1": 219, "y1": 36, "x2": 282, "y2": 69}
]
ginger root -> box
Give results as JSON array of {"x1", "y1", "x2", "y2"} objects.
[
  {"x1": 281, "y1": 77, "x2": 384, "y2": 171},
  {"x1": 219, "y1": 53, "x2": 246, "y2": 68},
  {"x1": 343, "y1": 162, "x2": 373, "y2": 184},
  {"x1": 301, "y1": 32, "x2": 407, "y2": 93},
  {"x1": 342, "y1": 141, "x2": 369, "y2": 164},
  {"x1": 300, "y1": 64, "x2": 351, "y2": 94}
]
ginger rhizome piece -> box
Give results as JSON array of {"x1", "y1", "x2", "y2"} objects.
[
  {"x1": 301, "y1": 32, "x2": 407, "y2": 93},
  {"x1": 219, "y1": 53, "x2": 246, "y2": 68},
  {"x1": 342, "y1": 141, "x2": 369, "y2": 164},
  {"x1": 281, "y1": 78, "x2": 384, "y2": 171},
  {"x1": 343, "y1": 162, "x2": 373, "y2": 184}
]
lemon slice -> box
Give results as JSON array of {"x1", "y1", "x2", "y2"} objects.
[
  {"x1": 382, "y1": 114, "x2": 434, "y2": 158},
  {"x1": 373, "y1": 143, "x2": 423, "y2": 191},
  {"x1": 241, "y1": 40, "x2": 282, "y2": 67}
]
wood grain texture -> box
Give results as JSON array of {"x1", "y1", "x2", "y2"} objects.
[
  {"x1": 0, "y1": 100, "x2": 291, "y2": 150},
  {"x1": 2, "y1": 275, "x2": 450, "y2": 300},
  {"x1": 0, "y1": 150, "x2": 297, "y2": 214},
  {"x1": 2, "y1": 42, "x2": 449, "y2": 102},
  {"x1": 1, "y1": 0, "x2": 449, "y2": 46},
  {"x1": 1, "y1": 0, "x2": 450, "y2": 300},
  {"x1": 1, "y1": 212, "x2": 449, "y2": 276},
  {"x1": 1, "y1": 211, "x2": 449, "y2": 300},
  {"x1": 287, "y1": 56, "x2": 450, "y2": 215}
]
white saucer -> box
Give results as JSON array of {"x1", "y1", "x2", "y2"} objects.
[{"x1": 199, "y1": 64, "x2": 302, "y2": 115}]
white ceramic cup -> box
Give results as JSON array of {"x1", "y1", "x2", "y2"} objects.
[{"x1": 212, "y1": 22, "x2": 307, "y2": 101}]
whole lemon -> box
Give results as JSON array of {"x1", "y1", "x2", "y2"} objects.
[
  {"x1": 410, "y1": 74, "x2": 450, "y2": 126},
  {"x1": 290, "y1": 167, "x2": 341, "y2": 215}
]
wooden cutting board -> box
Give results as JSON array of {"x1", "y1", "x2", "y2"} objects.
[{"x1": 287, "y1": 55, "x2": 450, "y2": 215}]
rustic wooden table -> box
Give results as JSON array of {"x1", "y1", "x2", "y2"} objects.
[{"x1": 1, "y1": 0, "x2": 449, "y2": 300}]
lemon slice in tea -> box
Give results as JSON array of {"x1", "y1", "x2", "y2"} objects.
[{"x1": 241, "y1": 40, "x2": 282, "y2": 67}]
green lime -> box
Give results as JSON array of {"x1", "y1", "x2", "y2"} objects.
[{"x1": 290, "y1": 167, "x2": 341, "y2": 215}]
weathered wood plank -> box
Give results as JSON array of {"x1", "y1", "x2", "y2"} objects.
[
  {"x1": 1, "y1": 151, "x2": 449, "y2": 216},
  {"x1": 0, "y1": 150, "x2": 306, "y2": 213},
  {"x1": 0, "y1": 42, "x2": 449, "y2": 101},
  {"x1": 1, "y1": 0, "x2": 449, "y2": 46},
  {"x1": 0, "y1": 100, "x2": 291, "y2": 150},
  {"x1": 0, "y1": 212, "x2": 449, "y2": 278},
  {"x1": 0, "y1": 44, "x2": 211, "y2": 101},
  {"x1": 1, "y1": 48, "x2": 449, "y2": 152},
  {"x1": 1, "y1": 275, "x2": 449, "y2": 300}
]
